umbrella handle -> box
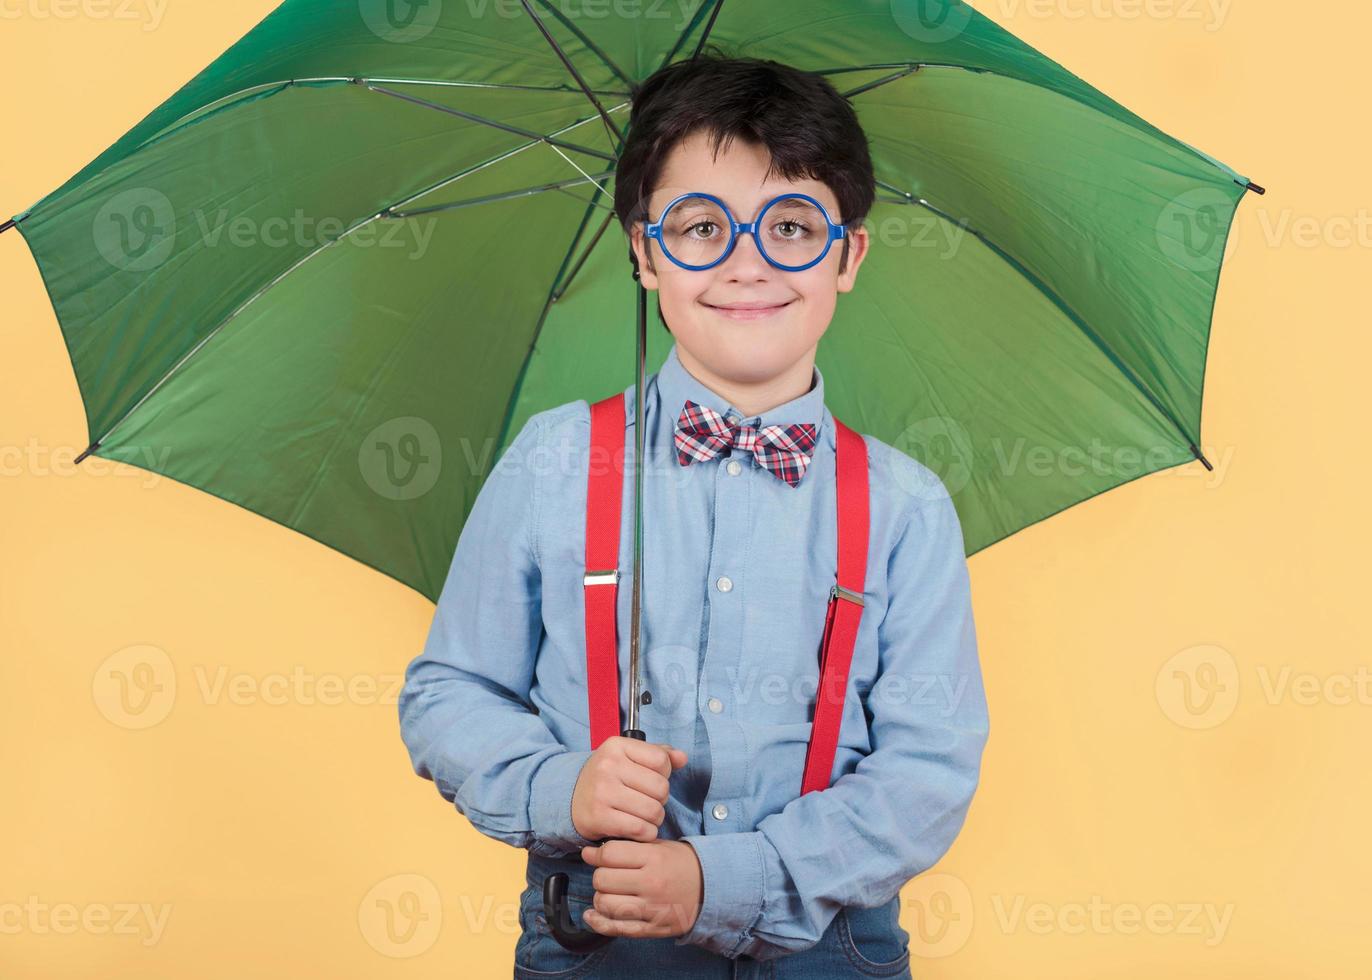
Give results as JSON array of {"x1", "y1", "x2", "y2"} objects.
[{"x1": 544, "y1": 727, "x2": 646, "y2": 952}]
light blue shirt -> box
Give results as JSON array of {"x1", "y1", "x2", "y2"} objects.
[{"x1": 399, "y1": 342, "x2": 990, "y2": 961}]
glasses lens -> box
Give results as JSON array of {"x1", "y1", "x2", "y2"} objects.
[
  {"x1": 659, "y1": 195, "x2": 732, "y2": 267},
  {"x1": 755, "y1": 197, "x2": 830, "y2": 269}
]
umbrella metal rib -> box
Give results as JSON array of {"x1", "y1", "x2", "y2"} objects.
[
  {"x1": 518, "y1": 0, "x2": 625, "y2": 154},
  {"x1": 551, "y1": 211, "x2": 617, "y2": 302},
  {"x1": 644, "y1": 0, "x2": 723, "y2": 75},
  {"x1": 386, "y1": 171, "x2": 614, "y2": 219},
  {"x1": 380, "y1": 101, "x2": 627, "y2": 218},
  {"x1": 689, "y1": 0, "x2": 726, "y2": 62},
  {"x1": 550, "y1": 186, "x2": 618, "y2": 215},
  {"x1": 841, "y1": 64, "x2": 922, "y2": 99},
  {"x1": 529, "y1": 0, "x2": 637, "y2": 91},
  {"x1": 365, "y1": 83, "x2": 617, "y2": 164}
]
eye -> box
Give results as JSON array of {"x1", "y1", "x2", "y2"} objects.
[
  {"x1": 769, "y1": 218, "x2": 813, "y2": 241},
  {"x1": 686, "y1": 220, "x2": 720, "y2": 239}
]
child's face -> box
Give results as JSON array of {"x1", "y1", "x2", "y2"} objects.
[{"x1": 629, "y1": 129, "x2": 869, "y2": 386}]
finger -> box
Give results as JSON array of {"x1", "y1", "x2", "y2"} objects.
[
  {"x1": 593, "y1": 890, "x2": 649, "y2": 921},
  {"x1": 660, "y1": 744, "x2": 687, "y2": 771},
  {"x1": 621, "y1": 740, "x2": 680, "y2": 777},
  {"x1": 596, "y1": 801, "x2": 660, "y2": 843},
  {"x1": 618, "y1": 762, "x2": 672, "y2": 806},
  {"x1": 608, "y1": 782, "x2": 667, "y2": 830},
  {"x1": 583, "y1": 908, "x2": 654, "y2": 938},
  {"x1": 594, "y1": 839, "x2": 648, "y2": 868},
  {"x1": 590, "y1": 865, "x2": 643, "y2": 896},
  {"x1": 581, "y1": 906, "x2": 618, "y2": 937}
]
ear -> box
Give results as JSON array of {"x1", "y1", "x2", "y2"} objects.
[
  {"x1": 835, "y1": 223, "x2": 870, "y2": 294},
  {"x1": 630, "y1": 223, "x2": 661, "y2": 290}
]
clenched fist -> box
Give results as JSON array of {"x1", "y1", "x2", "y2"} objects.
[{"x1": 570, "y1": 736, "x2": 688, "y2": 843}]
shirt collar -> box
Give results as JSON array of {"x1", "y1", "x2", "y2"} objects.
[{"x1": 651, "y1": 341, "x2": 828, "y2": 452}]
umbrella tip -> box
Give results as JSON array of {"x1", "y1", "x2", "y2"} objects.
[
  {"x1": 1189, "y1": 443, "x2": 1214, "y2": 472},
  {"x1": 0, "y1": 218, "x2": 16, "y2": 234},
  {"x1": 74, "y1": 441, "x2": 101, "y2": 465},
  {"x1": 1242, "y1": 179, "x2": 1266, "y2": 196}
]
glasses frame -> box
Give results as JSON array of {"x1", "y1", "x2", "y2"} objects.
[{"x1": 643, "y1": 191, "x2": 847, "y2": 272}]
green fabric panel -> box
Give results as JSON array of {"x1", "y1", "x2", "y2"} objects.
[{"x1": 9, "y1": 0, "x2": 1253, "y2": 599}]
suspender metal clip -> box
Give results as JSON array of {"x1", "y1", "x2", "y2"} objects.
[
  {"x1": 830, "y1": 583, "x2": 865, "y2": 607},
  {"x1": 584, "y1": 568, "x2": 619, "y2": 587}
]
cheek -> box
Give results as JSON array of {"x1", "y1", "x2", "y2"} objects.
[
  {"x1": 790, "y1": 273, "x2": 838, "y2": 330},
  {"x1": 653, "y1": 273, "x2": 700, "y2": 323}
]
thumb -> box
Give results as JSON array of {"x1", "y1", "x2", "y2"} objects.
[{"x1": 666, "y1": 745, "x2": 688, "y2": 769}]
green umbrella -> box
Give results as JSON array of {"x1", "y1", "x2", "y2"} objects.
[{"x1": 4, "y1": 0, "x2": 1261, "y2": 607}]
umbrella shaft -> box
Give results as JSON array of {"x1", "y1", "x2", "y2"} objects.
[{"x1": 627, "y1": 282, "x2": 646, "y2": 733}]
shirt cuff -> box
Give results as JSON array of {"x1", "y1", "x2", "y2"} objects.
[
  {"x1": 675, "y1": 831, "x2": 766, "y2": 958},
  {"x1": 526, "y1": 749, "x2": 597, "y2": 856}
]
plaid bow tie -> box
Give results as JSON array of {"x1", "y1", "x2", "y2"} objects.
[{"x1": 674, "y1": 399, "x2": 818, "y2": 488}]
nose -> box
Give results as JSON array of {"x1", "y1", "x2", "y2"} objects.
[{"x1": 720, "y1": 227, "x2": 774, "y2": 280}]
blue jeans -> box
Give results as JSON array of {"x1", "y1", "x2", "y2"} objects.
[{"x1": 514, "y1": 851, "x2": 913, "y2": 979}]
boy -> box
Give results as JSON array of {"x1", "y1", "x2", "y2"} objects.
[{"x1": 399, "y1": 52, "x2": 989, "y2": 977}]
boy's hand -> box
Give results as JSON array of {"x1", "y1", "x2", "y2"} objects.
[
  {"x1": 570, "y1": 737, "x2": 688, "y2": 843},
  {"x1": 580, "y1": 839, "x2": 702, "y2": 939}
]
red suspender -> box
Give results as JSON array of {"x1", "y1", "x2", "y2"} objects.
[
  {"x1": 582, "y1": 393, "x2": 869, "y2": 794},
  {"x1": 800, "y1": 417, "x2": 869, "y2": 795},
  {"x1": 584, "y1": 392, "x2": 626, "y2": 749}
]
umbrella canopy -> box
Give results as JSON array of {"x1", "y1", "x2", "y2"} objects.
[{"x1": 4, "y1": 0, "x2": 1260, "y2": 602}]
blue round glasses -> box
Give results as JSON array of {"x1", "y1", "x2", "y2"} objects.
[{"x1": 643, "y1": 191, "x2": 847, "y2": 272}]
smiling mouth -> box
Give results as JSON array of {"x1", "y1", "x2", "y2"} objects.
[{"x1": 702, "y1": 300, "x2": 794, "y2": 318}]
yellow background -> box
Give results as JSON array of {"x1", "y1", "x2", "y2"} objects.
[{"x1": 1, "y1": 1, "x2": 1366, "y2": 976}]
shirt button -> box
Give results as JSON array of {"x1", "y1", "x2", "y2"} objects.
[
  {"x1": 712, "y1": 803, "x2": 729, "y2": 821},
  {"x1": 707, "y1": 697, "x2": 723, "y2": 713},
  {"x1": 716, "y1": 576, "x2": 733, "y2": 593},
  {"x1": 725, "y1": 413, "x2": 740, "y2": 425},
  {"x1": 726, "y1": 460, "x2": 742, "y2": 476}
]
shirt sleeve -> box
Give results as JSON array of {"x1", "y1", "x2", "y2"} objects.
[
  {"x1": 398, "y1": 411, "x2": 597, "y2": 859},
  {"x1": 675, "y1": 473, "x2": 991, "y2": 960}
]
